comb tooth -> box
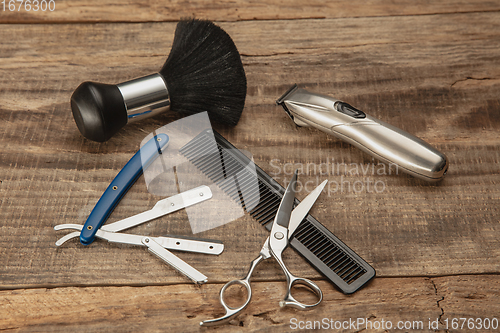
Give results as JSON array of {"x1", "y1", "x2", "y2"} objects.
[
  {"x1": 326, "y1": 252, "x2": 346, "y2": 269},
  {"x1": 252, "y1": 211, "x2": 275, "y2": 225},
  {"x1": 298, "y1": 228, "x2": 321, "y2": 247},
  {"x1": 179, "y1": 134, "x2": 206, "y2": 152},
  {"x1": 248, "y1": 195, "x2": 278, "y2": 217},
  {"x1": 249, "y1": 188, "x2": 280, "y2": 213},
  {"x1": 219, "y1": 178, "x2": 242, "y2": 202},
  {"x1": 342, "y1": 265, "x2": 363, "y2": 281},
  {"x1": 345, "y1": 268, "x2": 367, "y2": 284},
  {"x1": 239, "y1": 191, "x2": 261, "y2": 211},
  {"x1": 323, "y1": 248, "x2": 344, "y2": 265},
  {"x1": 206, "y1": 150, "x2": 237, "y2": 181},
  {"x1": 222, "y1": 168, "x2": 255, "y2": 190},
  {"x1": 313, "y1": 242, "x2": 333, "y2": 258},
  {"x1": 340, "y1": 261, "x2": 362, "y2": 277},
  {"x1": 222, "y1": 171, "x2": 257, "y2": 195},
  {"x1": 250, "y1": 198, "x2": 278, "y2": 218},
  {"x1": 195, "y1": 158, "x2": 226, "y2": 183},
  {"x1": 338, "y1": 262, "x2": 357, "y2": 277},
  {"x1": 315, "y1": 242, "x2": 339, "y2": 259},
  {"x1": 186, "y1": 155, "x2": 216, "y2": 175},
  {"x1": 321, "y1": 250, "x2": 342, "y2": 266},
  {"x1": 234, "y1": 182, "x2": 261, "y2": 206},
  {"x1": 181, "y1": 136, "x2": 219, "y2": 160},
  {"x1": 189, "y1": 149, "x2": 221, "y2": 169},
  {"x1": 258, "y1": 216, "x2": 275, "y2": 226},
  {"x1": 242, "y1": 179, "x2": 262, "y2": 201},
  {"x1": 218, "y1": 175, "x2": 237, "y2": 191},
  {"x1": 254, "y1": 206, "x2": 279, "y2": 223},
  {"x1": 228, "y1": 185, "x2": 260, "y2": 211},
  {"x1": 340, "y1": 268, "x2": 359, "y2": 283},
  {"x1": 190, "y1": 149, "x2": 223, "y2": 173},
  {"x1": 251, "y1": 203, "x2": 278, "y2": 222},
  {"x1": 245, "y1": 187, "x2": 265, "y2": 205},
  {"x1": 317, "y1": 238, "x2": 341, "y2": 259},
  {"x1": 248, "y1": 188, "x2": 276, "y2": 213},
  {"x1": 179, "y1": 138, "x2": 214, "y2": 160},
  {"x1": 251, "y1": 201, "x2": 279, "y2": 224},
  {"x1": 343, "y1": 266, "x2": 362, "y2": 279},
  {"x1": 182, "y1": 152, "x2": 220, "y2": 176},
  {"x1": 250, "y1": 205, "x2": 272, "y2": 219},
  {"x1": 218, "y1": 170, "x2": 248, "y2": 193},
  {"x1": 179, "y1": 130, "x2": 375, "y2": 291},
  {"x1": 336, "y1": 258, "x2": 356, "y2": 281},
  {"x1": 220, "y1": 150, "x2": 244, "y2": 173},
  {"x1": 183, "y1": 138, "x2": 215, "y2": 157},
  {"x1": 330, "y1": 254, "x2": 351, "y2": 272},
  {"x1": 292, "y1": 220, "x2": 313, "y2": 237},
  {"x1": 251, "y1": 197, "x2": 277, "y2": 213},
  {"x1": 308, "y1": 233, "x2": 328, "y2": 252}
]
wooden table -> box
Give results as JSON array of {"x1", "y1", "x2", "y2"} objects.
[{"x1": 1, "y1": 1, "x2": 499, "y2": 332}]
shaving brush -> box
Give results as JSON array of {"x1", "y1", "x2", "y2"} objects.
[{"x1": 71, "y1": 19, "x2": 247, "y2": 142}]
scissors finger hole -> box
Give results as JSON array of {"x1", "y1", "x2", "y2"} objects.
[
  {"x1": 221, "y1": 282, "x2": 250, "y2": 309},
  {"x1": 289, "y1": 281, "x2": 322, "y2": 305}
]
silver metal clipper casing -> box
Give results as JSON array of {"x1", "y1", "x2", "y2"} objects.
[{"x1": 276, "y1": 85, "x2": 448, "y2": 182}]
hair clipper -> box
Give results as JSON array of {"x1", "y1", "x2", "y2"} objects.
[{"x1": 276, "y1": 84, "x2": 448, "y2": 182}]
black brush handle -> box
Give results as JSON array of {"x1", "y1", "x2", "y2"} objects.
[
  {"x1": 71, "y1": 81, "x2": 128, "y2": 142},
  {"x1": 71, "y1": 74, "x2": 170, "y2": 142}
]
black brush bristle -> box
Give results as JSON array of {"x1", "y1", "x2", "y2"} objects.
[{"x1": 160, "y1": 19, "x2": 247, "y2": 126}]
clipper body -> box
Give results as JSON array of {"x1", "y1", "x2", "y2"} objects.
[{"x1": 277, "y1": 85, "x2": 448, "y2": 181}]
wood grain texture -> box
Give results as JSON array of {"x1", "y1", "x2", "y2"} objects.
[
  {"x1": 1, "y1": 275, "x2": 499, "y2": 332},
  {"x1": 1, "y1": 0, "x2": 500, "y2": 23},
  {"x1": 1, "y1": 3, "x2": 499, "y2": 332},
  {"x1": 1, "y1": 13, "x2": 499, "y2": 289}
]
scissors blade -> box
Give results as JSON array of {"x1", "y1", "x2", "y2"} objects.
[
  {"x1": 274, "y1": 170, "x2": 298, "y2": 228},
  {"x1": 288, "y1": 180, "x2": 328, "y2": 238}
]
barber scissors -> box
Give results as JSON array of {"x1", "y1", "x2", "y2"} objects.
[{"x1": 201, "y1": 170, "x2": 327, "y2": 326}]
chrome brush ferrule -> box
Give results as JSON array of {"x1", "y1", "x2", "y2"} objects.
[{"x1": 117, "y1": 73, "x2": 170, "y2": 123}]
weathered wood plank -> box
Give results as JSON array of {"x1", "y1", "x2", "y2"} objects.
[
  {"x1": 1, "y1": 13, "x2": 499, "y2": 288},
  {"x1": 1, "y1": 275, "x2": 498, "y2": 332},
  {"x1": 1, "y1": 0, "x2": 499, "y2": 23}
]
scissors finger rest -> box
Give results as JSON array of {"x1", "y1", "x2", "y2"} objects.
[
  {"x1": 281, "y1": 275, "x2": 323, "y2": 309},
  {"x1": 200, "y1": 251, "x2": 265, "y2": 327},
  {"x1": 200, "y1": 264, "x2": 323, "y2": 327}
]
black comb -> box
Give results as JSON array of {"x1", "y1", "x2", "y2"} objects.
[{"x1": 180, "y1": 129, "x2": 375, "y2": 293}]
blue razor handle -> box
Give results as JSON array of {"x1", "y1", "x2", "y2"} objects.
[{"x1": 80, "y1": 134, "x2": 169, "y2": 245}]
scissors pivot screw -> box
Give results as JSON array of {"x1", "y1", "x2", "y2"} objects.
[{"x1": 274, "y1": 232, "x2": 284, "y2": 240}]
